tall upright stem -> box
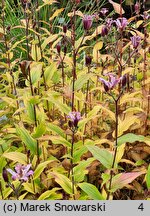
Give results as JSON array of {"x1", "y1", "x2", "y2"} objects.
[
  {"x1": 35, "y1": 0, "x2": 51, "y2": 121},
  {"x1": 71, "y1": 5, "x2": 76, "y2": 111},
  {"x1": 24, "y1": 4, "x2": 40, "y2": 165},
  {"x1": 107, "y1": 97, "x2": 119, "y2": 200},
  {"x1": 83, "y1": 66, "x2": 90, "y2": 143},
  {"x1": 71, "y1": 130, "x2": 75, "y2": 199},
  {"x1": 2, "y1": 0, "x2": 21, "y2": 120}
]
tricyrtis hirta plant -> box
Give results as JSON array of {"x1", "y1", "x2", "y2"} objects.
[
  {"x1": 2, "y1": 164, "x2": 33, "y2": 200},
  {"x1": 0, "y1": 0, "x2": 150, "y2": 200}
]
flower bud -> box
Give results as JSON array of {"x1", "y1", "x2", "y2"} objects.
[
  {"x1": 2, "y1": 168, "x2": 9, "y2": 183},
  {"x1": 101, "y1": 26, "x2": 108, "y2": 37},
  {"x1": 121, "y1": 74, "x2": 127, "y2": 88},
  {"x1": 76, "y1": 0, "x2": 80, "y2": 4},
  {"x1": 63, "y1": 24, "x2": 67, "y2": 34},
  {"x1": 134, "y1": 2, "x2": 140, "y2": 14},
  {"x1": 67, "y1": 112, "x2": 81, "y2": 129},
  {"x1": 68, "y1": 120, "x2": 73, "y2": 128},
  {"x1": 64, "y1": 45, "x2": 67, "y2": 54},
  {"x1": 85, "y1": 56, "x2": 92, "y2": 66},
  {"x1": 103, "y1": 82, "x2": 109, "y2": 92},
  {"x1": 83, "y1": 15, "x2": 93, "y2": 31},
  {"x1": 56, "y1": 43, "x2": 61, "y2": 54},
  {"x1": 130, "y1": 35, "x2": 141, "y2": 49}
]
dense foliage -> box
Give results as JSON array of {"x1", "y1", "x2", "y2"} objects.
[{"x1": 0, "y1": 0, "x2": 150, "y2": 200}]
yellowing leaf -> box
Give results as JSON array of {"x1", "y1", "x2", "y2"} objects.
[
  {"x1": 31, "y1": 44, "x2": 42, "y2": 61},
  {"x1": 22, "y1": 182, "x2": 36, "y2": 194},
  {"x1": 38, "y1": 188, "x2": 61, "y2": 200},
  {"x1": 30, "y1": 62, "x2": 43, "y2": 86},
  {"x1": 33, "y1": 161, "x2": 53, "y2": 179},
  {"x1": 122, "y1": 67, "x2": 134, "y2": 75},
  {"x1": 50, "y1": 172, "x2": 77, "y2": 195},
  {"x1": 110, "y1": 171, "x2": 145, "y2": 192},
  {"x1": 41, "y1": 34, "x2": 58, "y2": 50},
  {"x1": 118, "y1": 116, "x2": 140, "y2": 136},
  {"x1": 49, "y1": 8, "x2": 64, "y2": 21},
  {"x1": 120, "y1": 91, "x2": 142, "y2": 105},
  {"x1": 2, "y1": 152, "x2": 27, "y2": 164},
  {"x1": 93, "y1": 41, "x2": 103, "y2": 62},
  {"x1": 37, "y1": 0, "x2": 57, "y2": 11},
  {"x1": 109, "y1": 0, "x2": 125, "y2": 14},
  {"x1": 136, "y1": 20, "x2": 144, "y2": 28},
  {"x1": 0, "y1": 27, "x2": 4, "y2": 39},
  {"x1": 146, "y1": 165, "x2": 150, "y2": 189},
  {"x1": 68, "y1": 10, "x2": 84, "y2": 17},
  {"x1": 115, "y1": 144, "x2": 125, "y2": 163}
]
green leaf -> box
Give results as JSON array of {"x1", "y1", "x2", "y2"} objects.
[
  {"x1": 101, "y1": 173, "x2": 110, "y2": 187},
  {"x1": 74, "y1": 73, "x2": 93, "y2": 91},
  {"x1": 87, "y1": 145, "x2": 114, "y2": 169},
  {"x1": 26, "y1": 102, "x2": 35, "y2": 122},
  {"x1": 118, "y1": 133, "x2": 150, "y2": 146},
  {"x1": 73, "y1": 158, "x2": 95, "y2": 182},
  {"x1": 47, "y1": 93, "x2": 71, "y2": 114},
  {"x1": 110, "y1": 171, "x2": 145, "y2": 192},
  {"x1": 44, "y1": 63, "x2": 58, "y2": 84},
  {"x1": 30, "y1": 62, "x2": 42, "y2": 86},
  {"x1": 33, "y1": 160, "x2": 53, "y2": 180},
  {"x1": 50, "y1": 172, "x2": 77, "y2": 195},
  {"x1": 47, "y1": 123, "x2": 65, "y2": 138},
  {"x1": 2, "y1": 152, "x2": 27, "y2": 164},
  {"x1": 49, "y1": 135, "x2": 71, "y2": 148},
  {"x1": 16, "y1": 125, "x2": 37, "y2": 154},
  {"x1": 78, "y1": 105, "x2": 101, "y2": 128},
  {"x1": 74, "y1": 146, "x2": 88, "y2": 163},
  {"x1": 32, "y1": 122, "x2": 46, "y2": 138},
  {"x1": 23, "y1": 182, "x2": 36, "y2": 194},
  {"x1": 146, "y1": 165, "x2": 150, "y2": 189},
  {"x1": 78, "y1": 183, "x2": 104, "y2": 200},
  {"x1": 19, "y1": 192, "x2": 28, "y2": 200},
  {"x1": 3, "y1": 187, "x2": 13, "y2": 199},
  {"x1": 38, "y1": 188, "x2": 61, "y2": 200}
]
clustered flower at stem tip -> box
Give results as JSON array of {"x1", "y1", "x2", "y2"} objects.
[
  {"x1": 115, "y1": 17, "x2": 128, "y2": 31},
  {"x1": 99, "y1": 73, "x2": 126, "y2": 93},
  {"x1": 82, "y1": 14, "x2": 95, "y2": 31},
  {"x1": 67, "y1": 111, "x2": 82, "y2": 131},
  {"x1": 3, "y1": 164, "x2": 34, "y2": 182},
  {"x1": 130, "y1": 35, "x2": 141, "y2": 49}
]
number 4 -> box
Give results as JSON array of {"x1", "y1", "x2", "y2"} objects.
[{"x1": 138, "y1": 203, "x2": 144, "y2": 211}]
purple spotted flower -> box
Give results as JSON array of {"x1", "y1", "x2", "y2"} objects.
[
  {"x1": 101, "y1": 18, "x2": 113, "y2": 37},
  {"x1": 83, "y1": 15, "x2": 94, "y2": 31},
  {"x1": 115, "y1": 17, "x2": 128, "y2": 31},
  {"x1": 7, "y1": 164, "x2": 33, "y2": 182},
  {"x1": 99, "y1": 73, "x2": 121, "y2": 92},
  {"x1": 106, "y1": 18, "x2": 114, "y2": 29},
  {"x1": 100, "y1": 8, "x2": 108, "y2": 16},
  {"x1": 67, "y1": 111, "x2": 81, "y2": 128},
  {"x1": 141, "y1": 11, "x2": 150, "y2": 20},
  {"x1": 130, "y1": 35, "x2": 141, "y2": 49}
]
